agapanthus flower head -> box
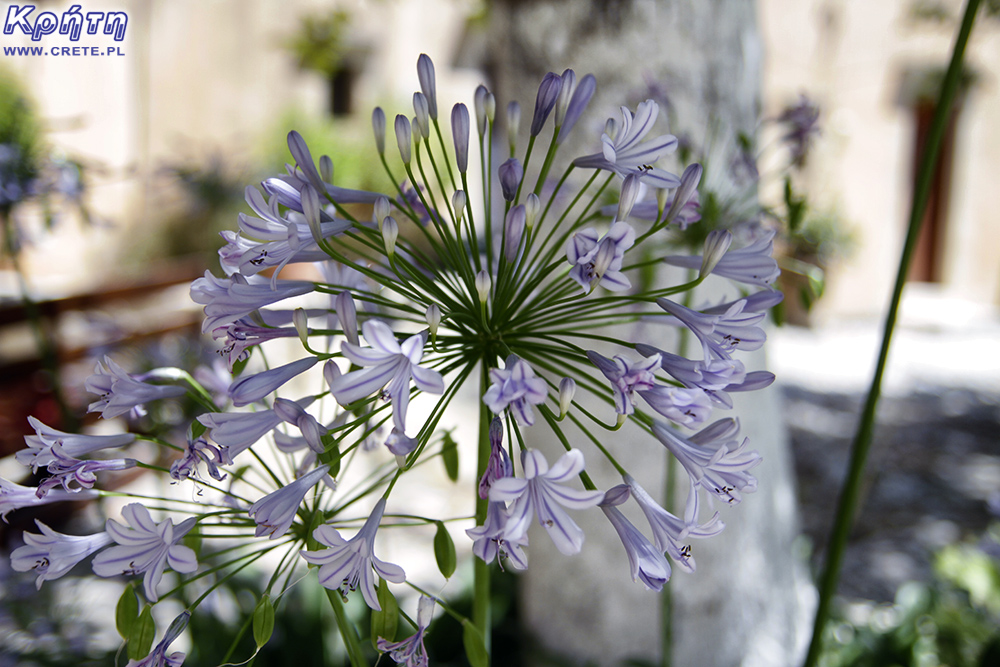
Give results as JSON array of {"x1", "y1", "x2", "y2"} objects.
[{"x1": 5, "y1": 55, "x2": 783, "y2": 664}]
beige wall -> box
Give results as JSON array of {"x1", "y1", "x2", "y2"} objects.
[{"x1": 760, "y1": 0, "x2": 1000, "y2": 318}]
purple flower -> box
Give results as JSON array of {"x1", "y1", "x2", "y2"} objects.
[
  {"x1": 655, "y1": 297, "x2": 766, "y2": 359},
  {"x1": 478, "y1": 417, "x2": 513, "y2": 499},
  {"x1": 574, "y1": 100, "x2": 680, "y2": 189},
  {"x1": 663, "y1": 230, "x2": 780, "y2": 288},
  {"x1": 395, "y1": 114, "x2": 412, "y2": 164},
  {"x1": 189, "y1": 271, "x2": 314, "y2": 334},
  {"x1": 300, "y1": 498, "x2": 406, "y2": 610},
  {"x1": 600, "y1": 504, "x2": 671, "y2": 591},
  {"x1": 212, "y1": 318, "x2": 300, "y2": 371},
  {"x1": 170, "y1": 438, "x2": 228, "y2": 482},
  {"x1": 228, "y1": 357, "x2": 319, "y2": 407},
  {"x1": 1, "y1": 477, "x2": 97, "y2": 521},
  {"x1": 625, "y1": 475, "x2": 724, "y2": 572},
  {"x1": 778, "y1": 95, "x2": 821, "y2": 166},
  {"x1": 385, "y1": 428, "x2": 418, "y2": 457},
  {"x1": 483, "y1": 355, "x2": 547, "y2": 426},
  {"x1": 466, "y1": 500, "x2": 528, "y2": 571},
  {"x1": 634, "y1": 343, "x2": 765, "y2": 409},
  {"x1": 417, "y1": 54, "x2": 437, "y2": 119},
  {"x1": 92, "y1": 504, "x2": 198, "y2": 603},
  {"x1": 331, "y1": 320, "x2": 445, "y2": 432},
  {"x1": 489, "y1": 449, "x2": 605, "y2": 555},
  {"x1": 34, "y1": 444, "x2": 135, "y2": 497},
  {"x1": 638, "y1": 385, "x2": 713, "y2": 427},
  {"x1": 11, "y1": 520, "x2": 113, "y2": 588},
  {"x1": 530, "y1": 72, "x2": 563, "y2": 136},
  {"x1": 498, "y1": 158, "x2": 523, "y2": 202},
  {"x1": 85, "y1": 356, "x2": 186, "y2": 419},
  {"x1": 18, "y1": 416, "x2": 134, "y2": 470},
  {"x1": 556, "y1": 71, "x2": 596, "y2": 145},
  {"x1": 566, "y1": 222, "x2": 636, "y2": 293},
  {"x1": 197, "y1": 407, "x2": 288, "y2": 459},
  {"x1": 125, "y1": 611, "x2": 189, "y2": 667},
  {"x1": 273, "y1": 398, "x2": 327, "y2": 453},
  {"x1": 377, "y1": 595, "x2": 435, "y2": 666},
  {"x1": 452, "y1": 103, "x2": 470, "y2": 173},
  {"x1": 652, "y1": 420, "x2": 761, "y2": 505},
  {"x1": 503, "y1": 204, "x2": 526, "y2": 262},
  {"x1": 283, "y1": 131, "x2": 385, "y2": 205},
  {"x1": 587, "y1": 350, "x2": 659, "y2": 416},
  {"x1": 249, "y1": 465, "x2": 329, "y2": 539}
]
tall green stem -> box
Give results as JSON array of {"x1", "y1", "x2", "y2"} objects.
[
  {"x1": 473, "y1": 359, "x2": 492, "y2": 657},
  {"x1": 802, "y1": 2, "x2": 979, "y2": 664}
]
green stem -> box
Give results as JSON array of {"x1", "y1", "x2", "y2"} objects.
[
  {"x1": 802, "y1": 2, "x2": 979, "y2": 664},
  {"x1": 473, "y1": 357, "x2": 492, "y2": 656},
  {"x1": 326, "y1": 589, "x2": 367, "y2": 667}
]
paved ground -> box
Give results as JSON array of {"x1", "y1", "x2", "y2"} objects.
[{"x1": 771, "y1": 288, "x2": 1000, "y2": 602}]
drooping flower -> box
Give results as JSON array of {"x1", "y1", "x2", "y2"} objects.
[
  {"x1": 637, "y1": 385, "x2": 714, "y2": 427},
  {"x1": 587, "y1": 351, "x2": 659, "y2": 416},
  {"x1": 466, "y1": 500, "x2": 528, "y2": 571},
  {"x1": 170, "y1": 438, "x2": 228, "y2": 482},
  {"x1": 574, "y1": 100, "x2": 680, "y2": 188},
  {"x1": 18, "y1": 416, "x2": 134, "y2": 470},
  {"x1": 566, "y1": 221, "x2": 636, "y2": 293},
  {"x1": 34, "y1": 443, "x2": 135, "y2": 497},
  {"x1": 482, "y1": 355, "x2": 548, "y2": 427},
  {"x1": 624, "y1": 475, "x2": 724, "y2": 572},
  {"x1": 489, "y1": 449, "x2": 605, "y2": 555},
  {"x1": 478, "y1": 417, "x2": 513, "y2": 499},
  {"x1": 248, "y1": 465, "x2": 329, "y2": 539},
  {"x1": 300, "y1": 498, "x2": 406, "y2": 610},
  {"x1": 330, "y1": 320, "x2": 444, "y2": 432},
  {"x1": 655, "y1": 297, "x2": 767, "y2": 359},
  {"x1": 189, "y1": 271, "x2": 314, "y2": 334},
  {"x1": 1, "y1": 477, "x2": 98, "y2": 521},
  {"x1": 85, "y1": 356, "x2": 187, "y2": 419},
  {"x1": 11, "y1": 520, "x2": 113, "y2": 588},
  {"x1": 651, "y1": 420, "x2": 762, "y2": 505},
  {"x1": 599, "y1": 501, "x2": 671, "y2": 591},
  {"x1": 126, "y1": 610, "x2": 190, "y2": 667},
  {"x1": 92, "y1": 504, "x2": 198, "y2": 603},
  {"x1": 377, "y1": 595, "x2": 435, "y2": 667},
  {"x1": 663, "y1": 229, "x2": 780, "y2": 288}
]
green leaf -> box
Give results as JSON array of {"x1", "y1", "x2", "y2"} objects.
[
  {"x1": 370, "y1": 579, "x2": 400, "y2": 649},
  {"x1": 433, "y1": 522, "x2": 457, "y2": 579},
  {"x1": 462, "y1": 620, "x2": 489, "y2": 667},
  {"x1": 253, "y1": 595, "x2": 275, "y2": 648},
  {"x1": 319, "y1": 432, "x2": 341, "y2": 477},
  {"x1": 128, "y1": 605, "x2": 156, "y2": 660},
  {"x1": 115, "y1": 584, "x2": 139, "y2": 640},
  {"x1": 441, "y1": 431, "x2": 459, "y2": 482},
  {"x1": 232, "y1": 352, "x2": 251, "y2": 377},
  {"x1": 189, "y1": 419, "x2": 207, "y2": 441}
]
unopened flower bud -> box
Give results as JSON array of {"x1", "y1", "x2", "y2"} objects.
[
  {"x1": 485, "y1": 92, "x2": 496, "y2": 123},
  {"x1": 452, "y1": 103, "x2": 470, "y2": 173},
  {"x1": 452, "y1": 190, "x2": 467, "y2": 222},
  {"x1": 474, "y1": 85, "x2": 490, "y2": 136},
  {"x1": 373, "y1": 196, "x2": 391, "y2": 227},
  {"x1": 667, "y1": 163, "x2": 703, "y2": 223},
  {"x1": 555, "y1": 69, "x2": 576, "y2": 128},
  {"x1": 323, "y1": 360, "x2": 341, "y2": 393},
  {"x1": 524, "y1": 193, "x2": 540, "y2": 230},
  {"x1": 413, "y1": 92, "x2": 430, "y2": 139},
  {"x1": 504, "y1": 205, "x2": 526, "y2": 263},
  {"x1": 559, "y1": 377, "x2": 576, "y2": 417},
  {"x1": 600, "y1": 483, "x2": 630, "y2": 507},
  {"x1": 700, "y1": 230, "x2": 733, "y2": 278},
  {"x1": 319, "y1": 155, "x2": 333, "y2": 184},
  {"x1": 498, "y1": 158, "x2": 523, "y2": 202},
  {"x1": 417, "y1": 53, "x2": 438, "y2": 120},
  {"x1": 292, "y1": 308, "x2": 309, "y2": 344},
  {"x1": 425, "y1": 303, "x2": 441, "y2": 337},
  {"x1": 557, "y1": 73, "x2": 595, "y2": 145},
  {"x1": 617, "y1": 174, "x2": 641, "y2": 222},
  {"x1": 300, "y1": 184, "x2": 323, "y2": 246},
  {"x1": 506, "y1": 101, "x2": 521, "y2": 154},
  {"x1": 530, "y1": 72, "x2": 562, "y2": 136},
  {"x1": 411, "y1": 116, "x2": 422, "y2": 146},
  {"x1": 372, "y1": 107, "x2": 386, "y2": 155},
  {"x1": 395, "y1": 114, "x2": 411, "y2": 164},
  {"x1": 475, "y1": 270, "x2": 491, "y2": 302},
  {"x1": 604, "y1": 118, "x2": 618, "y2": 142},
  {"x1": 382, "y1": 216, "x2": 399, "y2": 256},
  {"x1": 335, "y1": 291, "x2": 359, "y2": 346}
]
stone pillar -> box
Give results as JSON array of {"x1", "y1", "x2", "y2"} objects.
[{"x1": 485, "y1": 1, "x2": 814, "y2": 664}]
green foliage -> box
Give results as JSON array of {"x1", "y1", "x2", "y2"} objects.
[
  {"x1": 820, "y1": 540, "x2": 1000, "y2": 667},
  {"x1": 128, "y1": 605, "x2": 156, "y2": 660},
  {"x1": 371, "y1": 579, "x2": 400, "y2": 649},
  {"x1": 285, "y1": 11, "x2": 352, "y2": 77},
  {"x1": 441, "y1": 430, "x2": 460, "y2": 482},
  {"x1": 434, "y1": 522, "x2": 458, "y2": 579},
  {"x1": 253, "y1": 595, "x2": 276, "y2": 648},
  {"x1": 115, "y1": 584, "x2": 139, "y2": 641}
]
